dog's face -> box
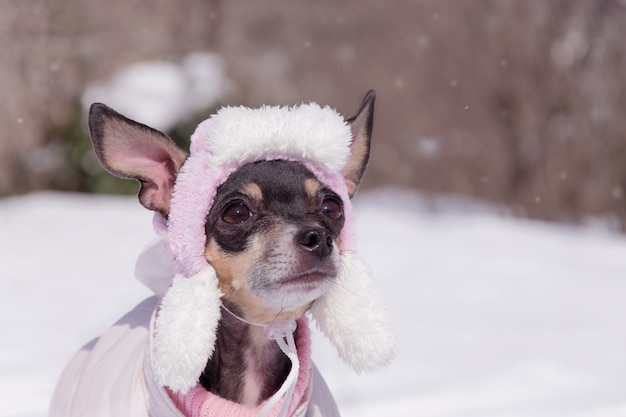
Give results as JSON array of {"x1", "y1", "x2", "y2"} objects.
[
  {"x1": 205, "y1": 160, "x2": 345, "y2": 320},
  {"x1": 88, "y1": 91, "x2": 375, "y2": 322}
]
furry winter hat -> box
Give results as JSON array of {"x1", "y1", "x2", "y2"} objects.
[{"x1": 90, "y1": 92, "x2": 395, "y2": 394}]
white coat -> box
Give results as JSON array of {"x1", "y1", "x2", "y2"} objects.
[{"x1": 49, "y1": 296, "x2": 341, "y2": 416}]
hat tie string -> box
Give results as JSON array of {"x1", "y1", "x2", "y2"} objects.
[{"x1": 221, "y1": 304, "x2": 299, "y2": 417}]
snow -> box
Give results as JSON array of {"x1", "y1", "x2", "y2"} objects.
[{"x1": 1, "y1": 190, "x2": 625, "y2": 417}]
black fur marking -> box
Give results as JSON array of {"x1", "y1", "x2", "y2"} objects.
[
  {"x1": 200, "y1": 301, "x2": 291, "y2": 402},
  {"x1": 205, "y1": 160, "x2": 345, "y2": 254}
]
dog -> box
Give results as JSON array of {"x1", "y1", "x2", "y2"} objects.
[{"x1": 50, "y1": 91, "x2": 394, "y2": 417}]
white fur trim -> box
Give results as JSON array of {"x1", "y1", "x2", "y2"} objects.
[
  {"x1": 310, "y1": 253, "x2": 396, "y2": 373},
  {"x1": 152, "y1": 266, "x2": 223, "y2": 393},
  {"x1": 200, "y1": 104, "x2": 352, "y2": 173}
]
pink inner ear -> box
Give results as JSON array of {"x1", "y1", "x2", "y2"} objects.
[
  {"x1": 342, "y1": 91, "x2": 374, "y2": 198},
  {"x1": 341, "y1": 128, "x2": 370, "y2": 197},
  {"x1": 139, "y1": 160, "x2": 177, "y2": 207},
  {"x1": 101, "y1": 124, "x2": 187, "y2": 215}
]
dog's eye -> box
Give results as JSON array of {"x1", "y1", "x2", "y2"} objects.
[
  {"x1": 222, "y1": 201, "x2": 252, "y2": 224},
  {"x1": 321, "y1": 197, "x2": 342, "y2": 221}
]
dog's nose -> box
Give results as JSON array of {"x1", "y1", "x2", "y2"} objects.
[{"x1": 296, "y1": 227, "x2": 333, "y2": 258}]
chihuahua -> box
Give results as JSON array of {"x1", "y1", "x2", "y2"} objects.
[{"x1": 52, "y1": 91, "x2": 376, "y2": 416}]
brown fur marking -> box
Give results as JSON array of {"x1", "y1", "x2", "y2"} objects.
[
  {"x1": 205, "y1": 235, "x2": 309, "y2": 324},
  {"x1": 239, "y1": 182, "x2": 264, "y2": 204},
  {"x1": 304, "y1": 178, "x2": 322, "y2": 201}
]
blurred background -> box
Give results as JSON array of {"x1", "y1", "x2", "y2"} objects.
[
  {"x1": 3, "y1": 3, "x2": 626, "y2": 416},
  {"x1": 2, "y1": 0, "x2": 626, "y2": 227}
]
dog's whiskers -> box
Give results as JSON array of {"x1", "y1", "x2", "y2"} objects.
[{"x1": 324, "y1": 271, "x2": 360, "y2": 297}]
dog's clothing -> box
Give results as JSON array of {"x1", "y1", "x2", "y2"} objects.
[
  {"x1": 168, "y1": 316, "x2": 312, "y2": 417},
  {"x1": 49, "y1": 297, "x2": 338, "y2": 417},
  {"x1": 50, "y1": 102, "x2": 394, "y2": 416}
]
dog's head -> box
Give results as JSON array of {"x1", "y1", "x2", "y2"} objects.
[
  {"x1": 88, "y1": 92, "x2": 375, "y2": 323},
  {"x1": 203, "y1": 159, "x2": 346, "y2": 321}
]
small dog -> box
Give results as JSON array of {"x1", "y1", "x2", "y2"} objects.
[
  {"x1": 199, "y1": 159, "x2": 348, "y2": 403},
  {"x1": 50, "y1": 91, "x2": 392, "y2": 417}
]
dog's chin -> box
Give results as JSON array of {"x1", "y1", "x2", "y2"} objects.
[{"x1": 252, "y1": 269, "x2": 337, "y2": 312}]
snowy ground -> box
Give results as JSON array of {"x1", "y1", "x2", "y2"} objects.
[{"x1": 1, "y1": 190, "x2": 625, "y2": 417}]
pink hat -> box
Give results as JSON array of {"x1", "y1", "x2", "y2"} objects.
[{"x1": 143, "y1": 98, "x2": 395, "y2": 393}]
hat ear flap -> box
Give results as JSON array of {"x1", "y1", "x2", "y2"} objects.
[
  {"x1": 152, "y1": 266, "x2": 223, "y2": 393},
  {"x1": 310, "y1": 253, "x2": 395, "y2": 373}
]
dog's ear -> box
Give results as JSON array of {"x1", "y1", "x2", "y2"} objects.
[
  {"x1": 88, "y1": 103, "x2": 188, "y2": 217},
  {"x1": 343, "y1": 90, "x2": 375, "y2": 198}
]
